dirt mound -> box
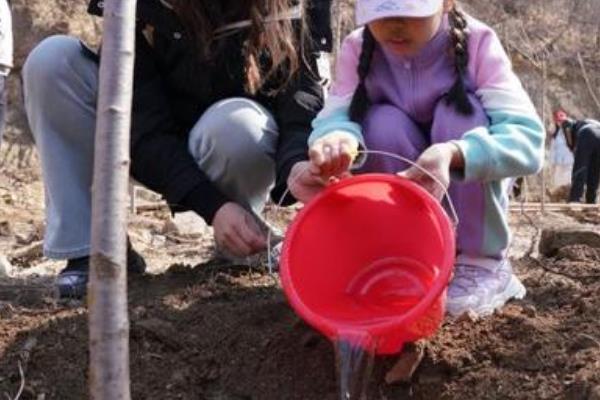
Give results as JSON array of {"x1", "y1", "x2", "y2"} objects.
[
  {"x1": 556, "y1": 245, "x2": 600, "y2": 263},
  {"x1": 539, "y1": 230, "x2": 600, "y2": 257}
]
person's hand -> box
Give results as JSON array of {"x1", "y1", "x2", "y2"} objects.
[
  {"x1": 212, "y1": 202, "x2": 267, "y2": 257},
  {"x1": 288, "y1": 161, "x2": 328, "y2": 204},
  {"x1": 397, "y1": 143, "x2": 464, "y2": 200},
  {"x1": 309, "y1": 131, "x2": 359, "y2": 178}
]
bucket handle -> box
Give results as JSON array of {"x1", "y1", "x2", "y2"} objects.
[
  {"x1": 355, "y1": 150, "x2": 460, "y2": 227},
  {"x1": 266, "y1": 149, "x2": 460, "y2": 273}
]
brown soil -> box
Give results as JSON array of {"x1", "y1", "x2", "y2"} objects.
[{"x1": 1, "y1": 156, "x2": 600, "y2": 400}]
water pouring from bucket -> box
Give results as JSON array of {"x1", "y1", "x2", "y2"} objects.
[
  {"x1": 267, "y1": 151, "x2": 456, "y2": 399},
  {"x1": 276, "y1": 151, "x2": 457, "y2": 356}
]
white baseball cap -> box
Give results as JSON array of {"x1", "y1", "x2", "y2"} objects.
[{"x1": 356, "y1": 0, "x2": 444, "y2": 25}]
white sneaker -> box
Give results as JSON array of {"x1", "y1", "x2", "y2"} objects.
[{"x1": 446, "y1": 256, "x2": 526, "y2": 317}]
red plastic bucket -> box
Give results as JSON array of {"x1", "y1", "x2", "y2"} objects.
[{"x1": 280, "y1": 173, "x2": 455, "y2": 354}]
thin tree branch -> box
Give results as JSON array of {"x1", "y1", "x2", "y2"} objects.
[
  {"x1": 578, "y1": 333, "x2": 600, "y2": 348},
  {"x1": 8, "y1": 241, "x2": 43, "y2": 261},
  {"x1": 12, "y1": 361, "x2": 25, "y2": 400},
  {"x1": 577, "y1": 52, "x2": 600, "y2": 115}
]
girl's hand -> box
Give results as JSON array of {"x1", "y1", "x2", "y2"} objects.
[
  {"x1": 309, "y1": 131, "x2": 359, "y2": 178},
  {"x1": 288, "y1": 161, "x2": 328, "y2": 204},
  {"x1": 397, "y1": 143, "x2": 464, "y2": 200}
]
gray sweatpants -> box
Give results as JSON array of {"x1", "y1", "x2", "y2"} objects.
[{"x1": 23, "y1": 35, "x2": 279, "y2": 259}]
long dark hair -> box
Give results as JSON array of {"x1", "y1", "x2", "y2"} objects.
[
  {"x1": 173, "y1": 0, "x2": 301, "y2": 94},
  {"x1": 349, "y1": 4, "x2": 474, "y2": 124}
]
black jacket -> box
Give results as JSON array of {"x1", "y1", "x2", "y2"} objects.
[
  {"x1": 86, "y1": 0, "x2": 330, "y2": 223},
  {"x1": 559, "y1": 119, "x2": 600, "y2": 152}
]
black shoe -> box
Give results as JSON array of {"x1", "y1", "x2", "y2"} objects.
[{"x1": 56, "y1": 243, "x2": 147, "y2": 299}]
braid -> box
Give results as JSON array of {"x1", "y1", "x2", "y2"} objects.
[
  {"x1": 349, "y1": 27, "x2": 376, "y2": 124},
  {"x1": 447, "y1": 6, "x2": 474, "y2": 115}
]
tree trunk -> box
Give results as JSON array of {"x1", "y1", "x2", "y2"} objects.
[
  {"x1": 88, "y1": 0, "x2": 137, "y2": 399},
  {"x1": 541, "y1": 57, "x2": 547, "y2": 214}
]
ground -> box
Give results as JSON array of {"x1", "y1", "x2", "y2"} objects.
[{"x1": 0, "y1": 150, "x2": 599, "y2": 400}]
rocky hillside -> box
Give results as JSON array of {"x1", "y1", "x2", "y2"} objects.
[
  {"x1": 463, "y1": 0, "x2": 600, "y2": 122},
  {"x1": 6, "y1": 0, "x2": 99, "y2": 144}
]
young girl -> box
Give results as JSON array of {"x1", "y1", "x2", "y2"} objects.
[{"x1": 289, "y1": 0, "x2": 545, "y2": 316}]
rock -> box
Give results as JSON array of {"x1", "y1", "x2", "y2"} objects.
[
  {"x1": 15, "y1": 230, "x2": 38, "y2": 245},
  {"x1": 455, "y1": 310, "x2": 479, "y2": 323},
  {"x1": 0, "y1": 302, "x2": 15, "y2": 319},
  {"x1": 172, "y1": 212, "x2": 209, "y2": 236},
  {"x1": 151, "y1": 234, "x2": 167, "y2": 247},
  {"x1": 1, "y1": 193, "x2": 14, "y2": 205},
  {"x1": 139, "y1": 229, "x2": 153, "y2": 244},
  {"x1": 0, "y1": 221, "x2": 12, "y2": 236},
  {"x1": 570, "y1": 334, "x2": 600, "y2": 352},
  {"x1": 161, "y1": 219, "x2": 179, "y2": 235},
  {"x1": 131, "y1": 306, "x2": 147, "y2": 319},
  {"x1": 496, "y1": 305, "x2": 525, "y2": 319},
  {"x1": 539, "y1": 230, "x2": 600, "y2": 257},
  {"x1": 196, "y1": 287, "x2": 213, "y2": 299},
  {"x1": 0, "y1": 255, "x2": 13, "y2": 277},
  {"x1": 522, "y1": 304, "x2": 537, "y2": 318},
  {"x1": 385, "y1": 342, "x2": 425, "y2": 384}
]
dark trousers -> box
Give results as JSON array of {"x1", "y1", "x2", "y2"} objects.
[{"x1": 569, "y1": 125, "x2": 600, "y2": 203}]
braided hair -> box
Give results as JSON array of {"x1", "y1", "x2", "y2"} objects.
[
  {"x1": 447, "y1": 5, "x2": 473, "y2": 115},
  {"x1": 349, "y1": 27, "x2": 376, "y2": 124},
  {"x1": 349, "y1": 5, "x2": 474, "y2": 124}
]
